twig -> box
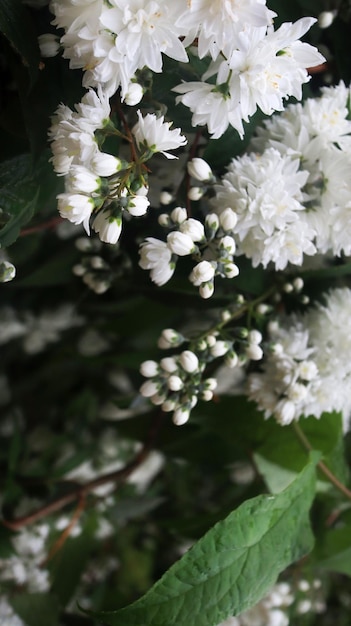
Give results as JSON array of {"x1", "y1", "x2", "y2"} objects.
[
  {"x1": 20, "y1": 216, "x2": 64, "y2": 236},
  {"x1": 293, "y1": 421, "x2": 351, "y2": 501},
  {"x1": 2, "y1": 413, "x2": 164, "y2": 531},
  {"x1": 41, "y1": 495, "x2": 86, "y2": 565}
]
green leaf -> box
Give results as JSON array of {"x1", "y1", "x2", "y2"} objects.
[
  {"x1": 10, "y1": 593, "x2": 60, "y2": 626},
  {"x1": 316, "y1": 525, "x2": 351, "y2": 577},
  {"x1": 255, "y1": 412, "x2": 348, "y2": 492},
  {"x1": 0, "y1": 152, "x2": 60, "y2": 248},
  {"x1": 0, "y1": 0, "x2": 40, "y2": 85},
  {"x1": 85, "y1": 454, "x2": 318, "y2": 626}
]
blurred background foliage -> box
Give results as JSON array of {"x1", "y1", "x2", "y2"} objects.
[{"x1": 1, "y1": 1, "x2": 351, "y2": 625}]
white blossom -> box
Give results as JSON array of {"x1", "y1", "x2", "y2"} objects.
[
  {"x1": 132, "y1": 111, "x2": 187, "y2": 159},
  {"x1": 139, "y1": 238, "x2": 175, "y2": 286},
  {"x1": 92, "y1": 211, "x2": 122, "y2": 244}
]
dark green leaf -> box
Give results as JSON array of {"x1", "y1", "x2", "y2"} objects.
[
  {"x1": 316, "y1": 525, "x2": 351, "y2": 577},
  {"x1": 10, "y1": 593, "x2": 60, "y2": 626},
  {"x1": 0, "y1": 0, "x2": 40, "y2": 85},
  {"x1": 86, "y1": 454, "x2": 318, "y2": 626}
]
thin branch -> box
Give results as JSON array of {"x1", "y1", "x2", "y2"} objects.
[
  {"x1": 20, "y1": 216, "x2": 64, "y2": 237},
  {"x1": 293, "y1": 421, "x2": 351, "y2": 501},
  {"x1": 41, "y1": 496, "x2": 86, "y2": 565},
  {"x1": 2, "y1": 413, "x2": 164, "y2": 531}
]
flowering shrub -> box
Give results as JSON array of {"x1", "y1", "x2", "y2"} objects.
[{"x1": 1, "y1": 1, "x2": 351, "y2": 625}]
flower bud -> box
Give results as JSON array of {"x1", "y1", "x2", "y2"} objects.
[
  {"x1": 167, "y1": 231, "x2": 195, "y2": 256},
  {"x1": 91, "y1": 153, "x2": 122, "y2": 177},
  {"x1": 219, "y1": 208, "x2": 237, "y2": 231},
  {"x1": 225, "y1": 351, "x2": 238, "y2": 368},
  {"x1": 275, "y1": 398, "x2": 296, "y2": 425},
  {"x1": 205, "y1": 213, "x2": 219, "y2": 233},
  {"x1": 201, "y1": 389, "x2": 213, "y2": 401},
  {"x1": 160, "y1": 357, "x2": 178, "y2": 373},
  {"x1": 140, "y1": 360, "x2": 159, "y2": 377},
  {"x1": 223, "y1": 262, "x2": 239, "y2": 278},
  {"x1": 219, "y1": 235, "x2": 236, "y2": 254},
  {"x1": 124, "y1": 82, "x2": 144, "y2": 106},
  {"x1": 318, "y1": 10, "x2": 336, "y2": 29},
  {"x1": 210, "y1": 340, "x2": 231, "y2": 358},
  {"x1": 172, "y1": 407, "x2": 190, "y2": 426},
  {"x1": 204, "y1": 378, "x2": 217, "y2": 391},
  {"x1": 158, "y1": 328, "x2": 184, "y2": 349},
  {"x1": 167, "y1": 375, "x2": 184, "y2": 391},
  {"x1": 199, "y1": 282, "x2": 214, "y2": 299},
  {"x1": 180, "y1": 218, "x2": 205, "y2": 242},
  {"x1": 127, "y1": 194, "x2": 150, "y2": 216},
  {"x1": 246, "y1": 344, "x2": 263, "y2": 361},
  {"x1": 171, "y1": 207, "x2": 187, "y2": 224},
  {"x1": 293, "y1": 277, "x2": 304, "y2": 292},
  {"x1": 188, "y1": 187, "x2": 204, "y2": 201},
  {"x1": 162, "y1": 399, "x2": 176, "y2": 412},
  {"x1": 0, "y1": 261, "x2": 16, "y2": 283},
  {"x1": 187, "y1": 158, "x2": 213, "y2": 182},
  {"x1": 248, "y1": 330, "x2": 262, "y2": 345},
  {"x1": 151, "y1": 392, "x2": 166, "y2": 406},
  {"x1": 38, "y1": 33, "x2": 60, "y2": 57},
  {"x1": 189, "y1": 261, "x2": 215, "y2": 286},
  {"x1": 160, "y1": 191, "x2": 174, "y2": 205},
  {"x1": 179, "y1": 350, "x2": 199, "y2": 373},
  {"x1": 158, "y1": 213, "x2": 171, "y2": 227},
  {"x1": 140, "y1": 380, "x2": 159, "y2": 398}
]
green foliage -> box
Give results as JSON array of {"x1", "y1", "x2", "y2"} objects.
[
  {"x1": 0, "y1": 0, "x2": 40, "y2": 85},
  {"x1": 87, "y1": 455, "x2": 318, "y2": 626}
]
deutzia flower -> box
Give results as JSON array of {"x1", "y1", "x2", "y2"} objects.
[
  {"x1": 57, "y1": 193, "x2": 95, "y2": 234},
  {"x1": 248, "y1": 287, "x2": 351, "y2": 431},
  {"x1": 213, "y1": 148, "x2": 316, "y2": 269},
  {"x1": 92, "y1": 211, "x2": 123, "y2": 244},
  {"x1": 139, "y1": 238, "x2": 175, "y2": 286},
  {"x1": 132, "y1": 111, "x2": 187, "y2": 159}
]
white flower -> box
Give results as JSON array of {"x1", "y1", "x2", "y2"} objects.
[
  {"x1": 167, "y1": 231, "x2": 195, "y2": 256},
  {"x1": 210, "y1": 340, "x2": 231, "y2": 358},
  {"x1": 246, "y1": 344, "x2": 263, "y2": 361},
  {"x1": 213, "y1": 148, "x2": 316, "y2": 269},
  {"x1": 176, "y1": 0, "x2": 276, "y2": 60},
  {"x1": 92, "y1": 211, "x2": 122, "y2": 244},
  {"x1": 57, "y1": 193, "x2": 94, "y2": 234},
  {"x1": 67, "y1": 165, "x2": 101, "y2": 194},
  {"x1": 139, "y1": 238, "x2": 175, "y2": 286},
  {"x1": 187, "y1": 158, "x2": 213, "y2": 181},
  {"x1": 132, "y1": 111, "x2": 187, "y2": 159},
  {"x1": 91, "y1": 152, "x2": 122, "y2": 176}
]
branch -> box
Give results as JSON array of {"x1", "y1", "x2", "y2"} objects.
[
  {"x1": 20, "y1": 216, "x2": 64, "y2": 236},
  {"x1": 293, "y1": 421, "x2": 351, "y2": 501},
  {"x1": 2, "y1": 413, "x2": 164, "y2": 531}
]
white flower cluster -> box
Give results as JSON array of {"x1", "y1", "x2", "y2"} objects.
[
  {"x1": 248, "y1": 287, "x2": 351, "y2": 430},
  {"x1": 50, "y1": 89, "x2": 186, "y2": 242},
  {"x1": 212, "y1": 82, "x2": 351, "y2": 269},
  {"x1": 0, "y1": 304, "x2": 83, "y2": 354},
  {"x1": 139, "y1": 197, "x2": 239, "y2": 297},
  {"x1": 174, "y1": 16, "x2": 324, "y2": 138},
  {"x1": 0, "y1": 597, "x2": 25, "y2": 626},
  {"x1": 48, "y1": 0, "x2": 324, "y2": 138},
  {"x1": 0, "y1": 522, "x2": 50, "y2": 593},
  {"x1": 140, "y1": 324, "x2": 263, "y2": 425}
]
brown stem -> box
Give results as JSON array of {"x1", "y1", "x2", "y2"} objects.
[
  {"x1": 41, "y1": 496, "x2": 86, "y2": 565},
  {"x1": 2, "y1": 413, "x2": 164, "y2": 531},
  {"x1": 20, "y1": 216, "x2": 64, "y2": 237},
  {"x1": 114, "y1": 97, "x2": 139, "y2": 162},
  {"x1": 293, "y1": 422, "x2": 351, "y2": 501}
]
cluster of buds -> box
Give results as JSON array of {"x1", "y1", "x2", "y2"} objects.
[
  {"x1": 141, "y1": 205, "x2": 239, "y2": 297},
  {"x1": 72, "y1": 236, "x2": 129, "y2": 294},
  {"x1": 140, "y1": 344, "x2": 215, "y2": 426},
  {"x1": 140, "y1": 323, "x2": 264, "y2": 425}
]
